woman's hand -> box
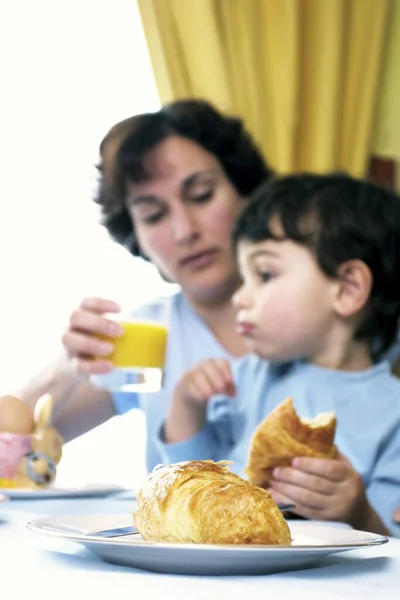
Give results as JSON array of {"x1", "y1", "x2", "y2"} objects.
[{"x1": 61, "y1": 297, "x2": 123, "y2": 374}]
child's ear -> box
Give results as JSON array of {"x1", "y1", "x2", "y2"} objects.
[{"x1": 334, "y1": 260, "x2": 372, "y2": 317}]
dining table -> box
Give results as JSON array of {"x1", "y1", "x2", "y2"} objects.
[{"x1": 1, "y1": 488, "x2": 400, "y2": 600}]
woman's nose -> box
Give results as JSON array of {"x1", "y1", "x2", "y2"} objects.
[{"x1": 172, "y1": 206, "x2": 199, "y2": 244}]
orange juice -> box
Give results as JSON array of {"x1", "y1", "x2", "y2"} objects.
[{"x1": 106, "y1": 321, "x2": 168, "y2": 369}]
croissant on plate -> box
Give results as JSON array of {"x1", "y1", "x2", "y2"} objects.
[
  {"x1": 133, "y1": 460, "x2": 291, "y2": 545},
  {"x1": 245, "y1": 397, "x2": 338, "y2": 488}
]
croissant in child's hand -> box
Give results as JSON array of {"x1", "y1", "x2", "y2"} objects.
[
  {"x1": 133, "y1": 460, "x2": 291, "y2": 545},
  {"x1": 245, "y1": 397, "x2": 338, "y2": 489}
]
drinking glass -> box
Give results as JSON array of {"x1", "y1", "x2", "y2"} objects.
[{"x1": 91, "y1": 296, "x2": 169, "y2": 393}]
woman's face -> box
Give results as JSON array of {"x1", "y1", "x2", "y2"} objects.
[{"x1": 125, "y1": 136, "x2": 247, "y2": 305}]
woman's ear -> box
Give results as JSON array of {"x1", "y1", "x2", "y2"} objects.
[{"x1": 333, "y1": 260, "x2": 372, "y2": 317}]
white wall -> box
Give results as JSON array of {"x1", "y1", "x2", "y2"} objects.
[{"x1": 0, "y1": 0, "x2": 172, "y2": 487}]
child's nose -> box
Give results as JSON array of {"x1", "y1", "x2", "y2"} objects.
[{"x1": 232, "y1": 285, "x2": 252, "y2": 308}]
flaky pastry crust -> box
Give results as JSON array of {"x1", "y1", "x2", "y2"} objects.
[{"x1": 134, "y1": 459, "x2": 291, "y2": 545}]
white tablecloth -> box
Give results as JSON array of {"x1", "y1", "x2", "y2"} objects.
[{"x1": 1, "y1": 494, "x2": 400, "y2": 600}]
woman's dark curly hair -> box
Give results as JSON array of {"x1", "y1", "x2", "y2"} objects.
[{"x1": 94, "y1": 99, "x2": 273, "y2": 257}]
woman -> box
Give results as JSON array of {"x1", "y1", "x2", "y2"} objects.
[{"x1": 17, "y1": 99, "x2": 273, "y2": 472}]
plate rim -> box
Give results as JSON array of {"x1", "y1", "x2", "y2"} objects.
[
  {"x1": 26, "y1": 514, "x2": 389, "y2": 552},
  {"x1": 1, "y1": 483, "x2": 129, "y2": 497}
]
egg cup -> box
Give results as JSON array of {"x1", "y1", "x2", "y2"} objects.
[{"x1": 0, "y1": 432, "x2": 32, "y2": 485}]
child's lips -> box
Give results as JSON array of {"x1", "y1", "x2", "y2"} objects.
[{"x1": 236, "y1": 322, "x2": 255, "y2": 336}]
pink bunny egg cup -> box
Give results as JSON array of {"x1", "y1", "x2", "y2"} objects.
[{"x1": 0, "y1": 394, "x2": 63, "y2": 489}]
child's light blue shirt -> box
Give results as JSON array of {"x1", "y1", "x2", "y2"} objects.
[{"x1": 155, "y1": 354, "x2": 400, "y2": 536}]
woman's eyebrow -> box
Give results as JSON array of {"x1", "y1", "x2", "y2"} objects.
[
  {"x1": 181, "y1": 170, "x2": 217, "y2": 193},
  {"x1": 128, "y1": 170, "x2": 218, "y2": 205},
  {"x1": 127, "y1": 195, "x2": 161, "y2": 207}
]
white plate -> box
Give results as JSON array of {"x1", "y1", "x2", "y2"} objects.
[
  {"x1": 26, "y1": 514, "x2": 388, "y2": 575},
  {"x1": 0, "y1": 493, "x2": 8, "y2": 503},
  {"x1": 2, "y1": 483, "x2": 127, "y2": 500}
]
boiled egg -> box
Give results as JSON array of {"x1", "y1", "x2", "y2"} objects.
[{"x1": 0, "y1": 395, "x2": 34, "y2": 434}]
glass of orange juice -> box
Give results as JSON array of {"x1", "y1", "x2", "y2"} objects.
[{"x1": 91, "y1": 296, "x2": 169, "y2": 393}]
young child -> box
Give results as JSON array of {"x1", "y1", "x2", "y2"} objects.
[{"x1": 155, "y1": 173, "x2": 400, "y2": 536}]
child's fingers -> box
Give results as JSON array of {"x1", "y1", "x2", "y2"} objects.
[
  {"x1": 205, "y1": 360, "x2": 230, "y2": 389},
  {"x1": 185, "y1": 359, "x2": 235, "y2": 401},
  {"x1": 205, "y1": 359, "x2": 236, "y2": 395},
  {"x1": 291, "y1": 456, "x2": 347, "y2": 482},
  {"x1": 269, "y1": 489, "x2": 293, "y2": 507},
  {"x1": 270, "y1": 480, "x2": 326, "y2": 510},
  {"x1": 214, "y1": 358, "x2": 234, "y2": 380},
  {"x1": 189, "y1": 370, "x2": 217, "y2": 401},
  {"x1": 272, "y1": 466, "x2": 335, "y2": 496}
]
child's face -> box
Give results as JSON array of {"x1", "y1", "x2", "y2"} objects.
[{"x1": 233, "y1": 237, "x2": 338, "y2": 363}]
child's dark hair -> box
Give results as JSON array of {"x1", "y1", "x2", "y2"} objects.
[
  {"x1": 94, "y1": 99, "x2": 273, "y2": 257},
  {"x1": 232, "y1": 173, "x2": 400, "y2": 357}
]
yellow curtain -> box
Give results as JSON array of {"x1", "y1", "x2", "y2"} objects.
[
  {"x1": 138, "y1": 0, "x2": 390, "y2": 177},
  {"x1": 372, "y1": 0, "x2": 400, "y2": 160}
]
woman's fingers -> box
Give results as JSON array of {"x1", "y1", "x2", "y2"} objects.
[
  {"x1": 72, "y1": 356, "x2": 113, "y2": 375},
  {"x1": 62, "y1": 297, "x2": 123, "y2": 368},
  {"x1": 80, "y1": 297, "x2": 121, "y2": 314},
  {"x1": 69, "y1": 309, "x2": 123, "y2": 338},
  {"x1": 62, "y1": 330, "x2": 114, "y2": 358}
]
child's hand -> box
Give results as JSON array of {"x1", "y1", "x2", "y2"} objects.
[
  {"x1": 174, "y1": 358, "x2": 236, "y2": 405},
  {"x1": 269, "y1": 453, "x2": 367, "y2": 526},
  {"x1": 165, "y1": 359, "x2": 235, "y2": 445}
]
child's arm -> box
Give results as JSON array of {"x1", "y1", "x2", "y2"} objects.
[
  {"x1": 269, "y1": 454, "x2": 392, "y2": 536},
  {"x1": 154, "y1": 358, "x2": 237, "y2": 465},
  {"x1": 164, "y1": 358, "x2": 236, "y2": 444}
]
